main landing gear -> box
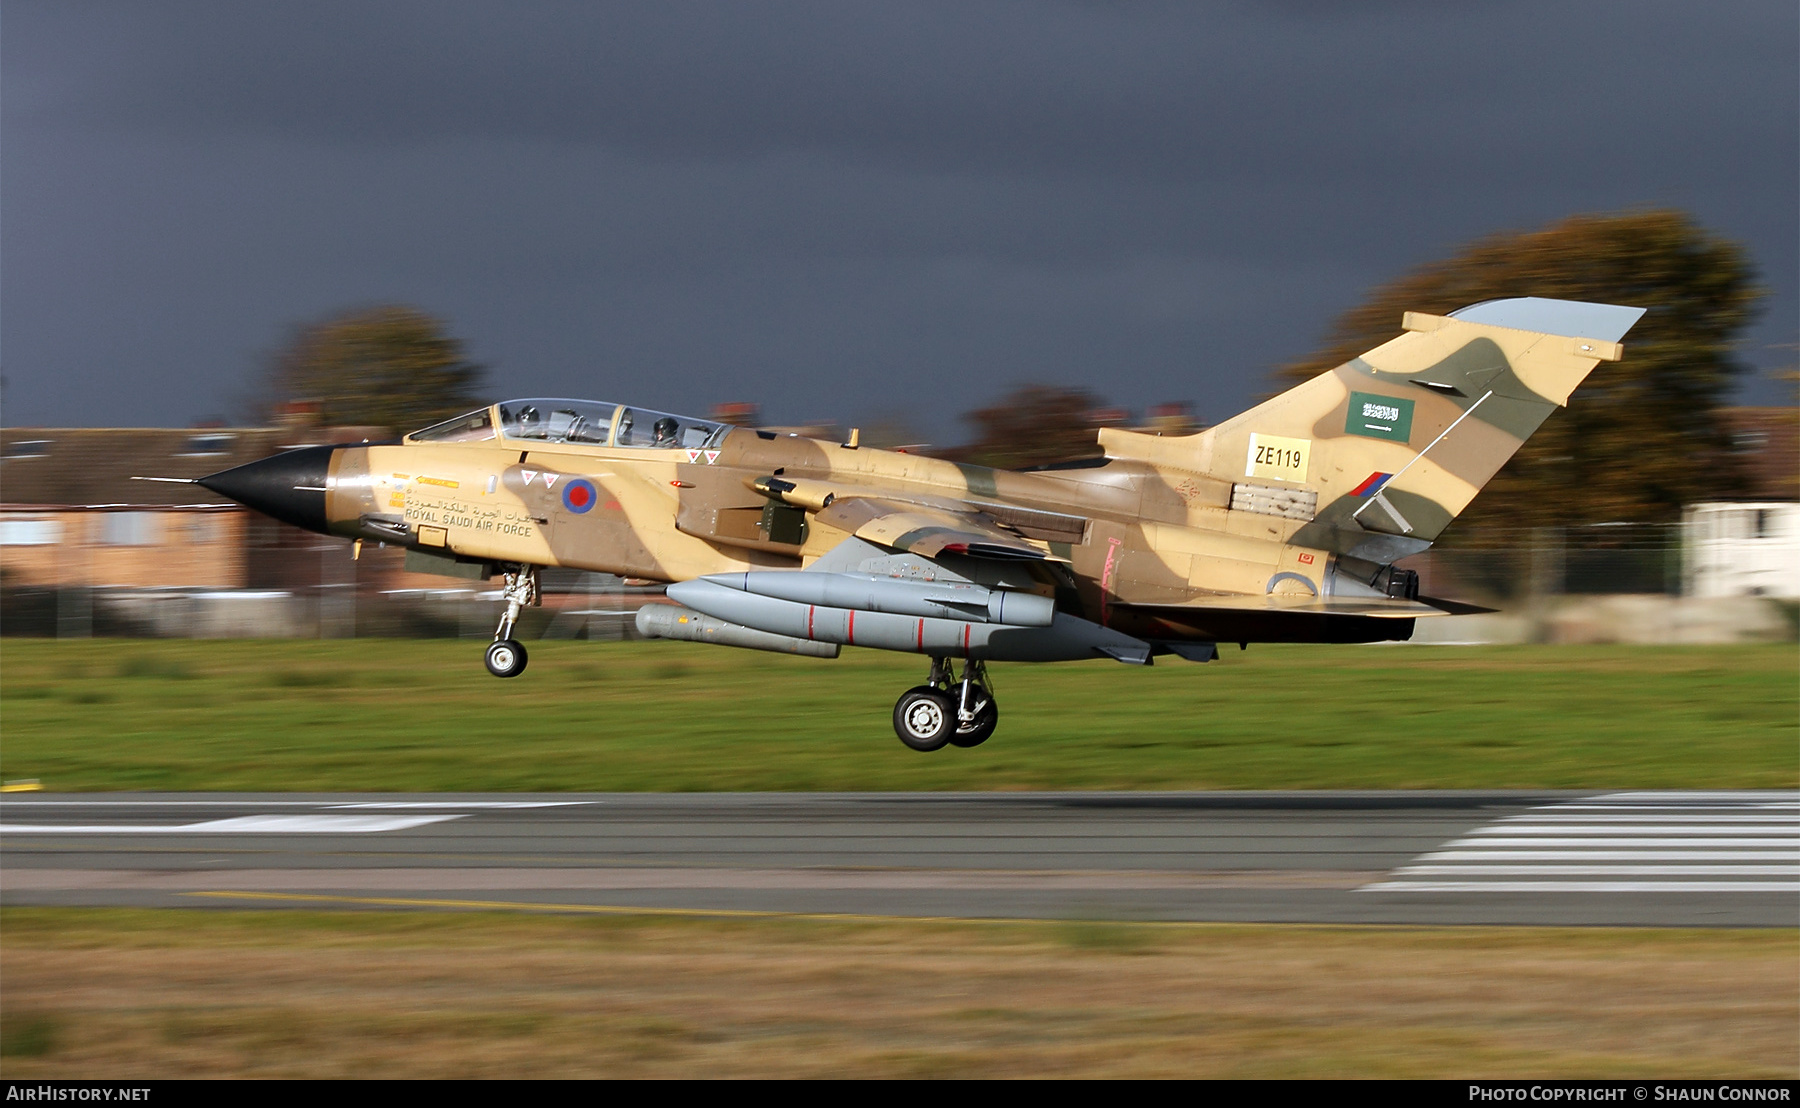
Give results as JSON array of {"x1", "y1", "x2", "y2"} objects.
[
  {"x1": 892, "y1": 657, "x2": 998, "y2": 752},
  {"x1": 484, "y1": 565, "x2": 539, "y2": 679}
]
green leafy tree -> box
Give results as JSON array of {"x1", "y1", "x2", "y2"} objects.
[
  {"x1": 1275, "y1": 210, "x2": 1762, "y2": 543},
  {"x1": 954, "y1": 384, "x2": 1106, "y2": 470},
  {"x1": 268, "y1": 305, "x2": 485, "y2": 433}
]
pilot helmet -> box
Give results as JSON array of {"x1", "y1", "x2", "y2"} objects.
[{"x1": 653, "y1": 417, "x2": 679, "y2": 443}]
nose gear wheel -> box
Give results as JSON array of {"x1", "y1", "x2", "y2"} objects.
[{"x1": 485, "y1": 638, "x2": 528, "y2": 678}]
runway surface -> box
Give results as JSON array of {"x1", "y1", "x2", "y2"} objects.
[{"x1": 2, "y1": 791, "x2": 1794, "y2": 926}]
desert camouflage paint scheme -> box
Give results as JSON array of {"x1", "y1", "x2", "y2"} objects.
[{"x1": 200, "y1": 298, "x2": 1644, "y2": 750}]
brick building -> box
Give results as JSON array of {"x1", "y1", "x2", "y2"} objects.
[{"x1": 0, "y1": 424, "x2": 430, "y2": 594}]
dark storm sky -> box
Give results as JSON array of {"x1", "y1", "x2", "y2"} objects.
[{"x1": 4, "y1": 1, "x2": 1795, "y2": 440}]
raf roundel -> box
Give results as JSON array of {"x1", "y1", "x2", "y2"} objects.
[{"x1": 562, "y1": 478, "x2": 598, "y2": 514}]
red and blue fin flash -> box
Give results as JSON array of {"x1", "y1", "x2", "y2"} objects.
[{"x1": 1351, "y1": 472, "x2": 1393, "y2": 497}]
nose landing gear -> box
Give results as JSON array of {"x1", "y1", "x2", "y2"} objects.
[
  {"x1": 484, "y1": 565, "x2": 539, "y2": 678},
  {"x1": 892, "y1": 657, "x2": 997, "y2": 752}
]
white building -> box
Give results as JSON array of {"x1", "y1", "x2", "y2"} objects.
[{"x1": 1683, "y1": 502, "x2": 1800, "y2": 599}]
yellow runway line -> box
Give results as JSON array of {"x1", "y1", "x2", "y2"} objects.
[
  {"x1": 186, "y1": 888, "x2": 1010, "y2": 925},
  {"x1": 181, "y1": 889, "x2": 1276, "y2": 931}
]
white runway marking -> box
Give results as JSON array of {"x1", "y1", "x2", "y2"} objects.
[
  {"x1": 1398, "y1": 864, "x2": 1799, "y2": 875},
  {"x1": 1470, "y1": 814, "x2": 1793, "y2": 824},
  {"x1": 2, "y1": 800, "x2": 379, "y2": 807},
  {"x1": 1365, "y1": 791, "x2": 1800, "y2": 894},
  {"x1": 1420, "y1": 850, "x2": 1795, "y2": 861},
  {"x1": 0, "y1": 800, "x2": 588, "y2": 808},
  {"x1": 1365, "y1": 881, "x2": 1797, "y2": 893},
  {"x1": 323, "y1": 802, "x2": 586, "y2": 809},
  {"x1": 1452, "y1": 837, "x2": 1796, "y2": 847},
  {"x1": 0, "y1": 814, "x2": 465, "y2": 834},
  {"x1": 1469, "y1": 824, "x2": 1798, "y2": 834}
]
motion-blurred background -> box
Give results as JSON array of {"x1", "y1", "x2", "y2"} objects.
[{"x1": 3, "y1": 4, "x2": 1794, "y2": 644}]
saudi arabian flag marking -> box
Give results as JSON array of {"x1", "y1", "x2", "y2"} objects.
[{"x1": 1346, "y1": 392, "x2": 1414, "y2": 443}]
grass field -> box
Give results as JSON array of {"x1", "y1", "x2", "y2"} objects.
[
  {"x1": 1, "y1": 908, "x2": 1792, "y2": 1078},
  {"x1": 0, "y1": 639, "x2": 1793, "y2": 791}
]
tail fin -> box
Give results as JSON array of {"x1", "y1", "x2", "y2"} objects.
[{"x1": 1099, "y1": 297, "x2": 1645, "y2": 560}]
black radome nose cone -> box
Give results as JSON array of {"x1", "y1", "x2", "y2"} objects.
[{"x1": 198, "y1": 445, "x2": 335, "y2": 533}]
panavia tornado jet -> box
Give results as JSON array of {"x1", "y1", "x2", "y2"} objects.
[{"x1": 198, "y1": 297, "x2": 1643, "y2": 751}]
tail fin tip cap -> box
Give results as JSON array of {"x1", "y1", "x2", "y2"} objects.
[{"x1": 1445, "y1": 297, "x2": 1646, "y2": 343}]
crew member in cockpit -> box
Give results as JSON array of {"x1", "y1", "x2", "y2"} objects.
[{"x1": 652, "y1": 417, "x2": 680, "y2": 447}]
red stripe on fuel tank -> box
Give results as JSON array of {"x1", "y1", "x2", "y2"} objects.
[
  {"x1": 962, "y1": 623, "x2": 971, "y2": 657},
  {"x1": 916, "y1": 618, "x2": 924, "y2": 652},
  {"x1": 807, "y1": 605, "x2": 815, "y2": 639},
  {"x1": 847, "y1": 609, "x2": 856, "y2": 645}
]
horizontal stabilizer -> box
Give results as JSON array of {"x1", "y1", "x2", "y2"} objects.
[{"x1": 1416, "y1": 594, "x2": 1499, "y2": 616}]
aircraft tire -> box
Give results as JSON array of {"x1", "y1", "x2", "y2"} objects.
[
  {"x1": 893, "y1": 686, "x2": 955, "y2": 752},
  {"x1": 485, "y1": 638, "x2": 529, "y2": 678},
  {"x1": 948, "y1": 698, "x2": 998, "y2": 748}
]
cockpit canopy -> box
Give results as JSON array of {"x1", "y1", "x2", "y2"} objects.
[
  {"x1": 407, "y1": 399, "x2": 731, "y2": 451},
  {"x1": 406, "y1": 407, "x2": 496, "y2": 443}
]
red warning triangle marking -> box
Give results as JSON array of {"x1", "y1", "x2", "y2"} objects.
[
  {"x1": 521, "y1": 469, "x2": 538, "y2": 485},
  {"x1": 704, "y1": 450, "x2": 721, "y2": 465},
  {"x1": 686, "y1": 448, "x2": 701, "y2": 463},
  {"x1": 543, "y1": 473, "x2": 559, "y2": 490}
]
